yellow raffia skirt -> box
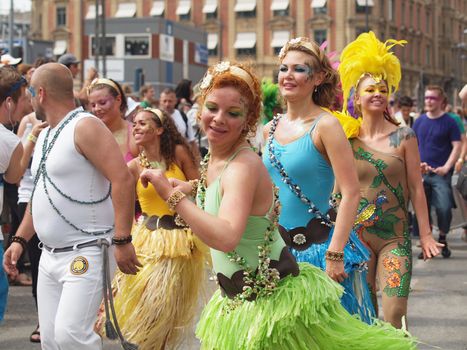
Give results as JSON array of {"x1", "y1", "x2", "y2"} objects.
[{"x1": 104, "y1": 217, "x2": 208, "y2": 350}]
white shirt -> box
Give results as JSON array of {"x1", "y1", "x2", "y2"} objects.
[
  {"x1": 171, "y1": 109, "x2": 195, "y2": 142},
  {"x1": 31, "y1": 109, "x2": 114, "y2": 247},
  {"x1": 0, "y1": 124, "x2": 20, "y2": 238}
]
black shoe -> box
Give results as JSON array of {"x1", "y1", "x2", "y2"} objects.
[
  {"x1": 439, "y1": 238, "x2": 451, "y2": 258},
  {"x1": 418, "y1": 251, "x2": 424, "y2": 259}
]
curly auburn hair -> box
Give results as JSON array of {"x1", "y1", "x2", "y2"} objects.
[
  {"x1": 137, "y1": 109, "x2": 196, "y2": 168},
  {"x1": 198, "y1": 62, "x2": 262, "y2": 137},
  {"x1": 279, "y1": 38, "x2": 339, "y2": 108}
]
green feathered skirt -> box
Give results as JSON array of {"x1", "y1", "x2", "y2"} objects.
[{"x1": 196, "y1": 263, "x2": 416, "y2": 350}]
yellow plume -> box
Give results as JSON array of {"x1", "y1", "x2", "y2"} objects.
[
  {"x1": 338, "y1": 31, "x2": 406, "y2": 112},
  {"x1": 322, "y1": 108, "x2": 362, "y2": 139}
]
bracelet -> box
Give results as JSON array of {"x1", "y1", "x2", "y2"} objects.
[
  {"x1": 188, "y1": 179, "x2": 199, "y2": 199},
  {"x1": 111, "y1": 235, "x2": 132, "y2": 246},
  {"x1": 27, "y1": 133, "x2": 37, "y2": 144},
  {"x1": 325, "y1": 250, "x2": 344, "y2": 261},
  {"x1": 166, "y1": 190, "x2": 186, "y2": 211},
  {"x1": 10, "y1": 235, "x2": 28, "y2": 251}
]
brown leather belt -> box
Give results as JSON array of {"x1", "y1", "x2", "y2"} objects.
[{"x1": 279, "y1": 209, "x2": 337, "y2": 250}]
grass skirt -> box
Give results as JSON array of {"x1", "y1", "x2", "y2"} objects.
[
  {"x1": 291, "y1": 228, "x2": 375, "y2": 323},
  {"x1": 196, "y1": 263, "x2": 416, "y2": 350},
  {"x1": 108, "y1": 219, "x2": 207, "y2": 350}
]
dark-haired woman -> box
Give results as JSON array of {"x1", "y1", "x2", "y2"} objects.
[
  {"x1": 103, "y1": 108, "x2": 206, "y2": 350},
  {"x1": 88, "y1": 78, "x2": 138, "y2": 161}
]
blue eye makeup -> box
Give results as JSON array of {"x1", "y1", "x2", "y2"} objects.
[{"x1": 279, "y1": 64, "x2": 313, "y2": 76}]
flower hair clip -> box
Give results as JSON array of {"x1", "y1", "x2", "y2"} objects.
[
  {"x1": 199, "y1": 61, "x2": 256, "y2": 98},
  {"x1": 278, "y1": 37, "x2": 320, "y2": 61}
]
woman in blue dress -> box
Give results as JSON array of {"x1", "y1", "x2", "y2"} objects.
[{"x1": 263, "y1": 37, "x2": 375, "y2": 323}]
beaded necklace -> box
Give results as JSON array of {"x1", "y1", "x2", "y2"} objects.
[
  {"x1": 31, "y1": 109, "x2": 112, "y2": 235},
  {"x1": 267, "y1": 114, "x2": 333, "y2": 227},
  {"x1": 138, "y1": 149, "x2": 166, "y2": 171},
  {"x1": 198, "y1": 151, "x2": 281, "y2": 311}
]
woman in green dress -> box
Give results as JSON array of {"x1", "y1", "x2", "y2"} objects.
[{"x1": 140, "y1": 61, "x2": 416, "y2": 349}]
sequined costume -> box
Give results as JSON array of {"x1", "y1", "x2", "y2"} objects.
[
  {"x1": 263, "y1": 115, "x2": 375, "y2": 323},
  {"x1": 104, "y1": 163, "x2": 206, "y2": 350},
  {"x1": 350, "y1": 138, "x2": 412, "y2": 325},
  {"x1": 196, "y1": 149, "x2": 415, "y2": 350}
]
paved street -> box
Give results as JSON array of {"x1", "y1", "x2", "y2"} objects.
[{"x1": 1, "y1": 228, "x2": 466, "y2": 350}]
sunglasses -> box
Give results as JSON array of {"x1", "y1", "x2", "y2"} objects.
[
  {"x1": 6, "y1": 76, "x2": 27, "y2": 97},
  {"x1": 27, "y1": 85, "x2": 37, "y2": 97}
]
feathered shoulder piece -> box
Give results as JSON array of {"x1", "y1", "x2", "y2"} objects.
[
  {"x1": 322, "y1": 107, "x2": 362, "y2": 139},
  {"x1": 338, "y1": 31, "x2": 406, "y2": 111},
  {"x1": 261, "y1": 79, "x2": 280, "y2": 123}
]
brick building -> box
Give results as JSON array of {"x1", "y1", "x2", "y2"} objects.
[{"x1": 30, "y1": 0, "x2": 467, "y2": 104}]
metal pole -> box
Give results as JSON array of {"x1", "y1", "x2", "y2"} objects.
[
  {"x1": 8, "y1": 0, "x2": 14, "y2": 54},
  {"x1": 101, "y1": 0, "x2": 106, "y2": 77},
  {"x1": 94, "y1": 0, "x2": 99, "y2": 71},
  {"x1": 218, "y1": 21, "x2": 222, "y2": 61}
]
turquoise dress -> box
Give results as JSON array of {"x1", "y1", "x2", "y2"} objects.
[
  {"x1": 263, "y1": 115, "x2": 375, "y2": 323},
  {"x1": 195, "y1": 148, "x2": 415, "y2": 350}
]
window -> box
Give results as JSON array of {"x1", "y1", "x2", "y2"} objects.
[
  {"x1": 388, "y1": 0, "x2": 394, "y2": 21},
  {"x1": 379, "y1": 0, "x2": 385, "y2": 17},
  {"x1": 401, "y1": 2, "x2": 405, "y2": 26},
  {"x1": 271, "y1": 30, "x2": 289, "y2": 55},
  {"x1": 207, "y1": 32, "x2": 218, "y2": 56},
  {"x1": 271, "y1": 0, "x2": 289, "y2": 16},
  {"x1": 115, "y1": 2, "x2": 136, "y2": 18},
  {"x1": 56, "y1": 7, "x2": 66, "y2": 27},
  {"x1": 425, "y1": 10, "x2": 430, "y2": 33},
  {"x1": 416, "y1": 5, "x2": 420, "y2": 30},
  {"x1": 311, "y1": 0, "x2": 327, "y2": 15},
  {"x1": 125, "y1": 36, "x2": 150, "y2": 56},
  {"x1": 235, "y1": 0, "x2": 256, "y2": 18},
  {"x1": 234, "y1": 32, "x2": 256, "y2": 57},
  {"x1": 356, "y1": 0, "x2": 374, "y2": 14},
  {"x1": 409, "y1": 3, "x2": 413, "y2": 28},
  {"x1": 313, "y1": 29, "x2": 327, "y2": 45},
  {"x1": 150, "y1": 1, "x2": 165, "y2": 17},
  {"x1": 177, "y1": 0, "x2": 192, "y2": 21},
  {"x1": 90, "y1": 36, "x2": 116, "y2": 57},
  {"x1": 203, "y1": 0, "x2": 218, "y2": 20}
]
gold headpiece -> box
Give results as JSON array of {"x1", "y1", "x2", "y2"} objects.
[
  {"x1": 143, "y1": 107, "x2": 165, "y2": 123},
  {"x1": 278, "y1": 37, "x2": 321, "y2": 62},
  {"x1": 87, "y1": 78, "x2": 121, "y2": 96},
  {"x1": 338, "y1": 31, "x2": 407, "y2": 111},
  {"x1": 199, "y1": 61, "x2": 256, "y2": 97}
]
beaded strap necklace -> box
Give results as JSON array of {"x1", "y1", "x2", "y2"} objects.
[
  {"x1": 138, "y1": 149, "x2": 166, "y2": 171},
  {"x1": 267, "y1": 114, "x2": 333, "y2": 227},
  {"x1": 31, "y1": 109, "x2": 112, "y2": 235},
  {"x1": 198, "y1": 152, "x2": 281, "y2": 311}
]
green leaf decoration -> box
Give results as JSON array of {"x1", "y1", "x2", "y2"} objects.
[
  {"x1": 370, "y1": 175, "x2": 383, "y2": 188},
  {"x1": 366, "y1": 225, "x2": 395, "y2": 239},
  {"x1": 390, "y1": 248, "x2": 410, "y2": 257},
  {"x1": 398, "y1": 272, "x2": 411, "y2": 297},
  {"x1": 383, "y1": 285, "x2": 399, "y2": 297}
]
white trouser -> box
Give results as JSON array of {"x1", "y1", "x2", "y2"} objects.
[{"x1": 37, "y1": 245, "x2": 115, "y2": 350}]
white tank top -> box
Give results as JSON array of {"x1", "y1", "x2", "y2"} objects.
[{"x1": 31, "y1": 108, "x2": 114, "y2": 247}]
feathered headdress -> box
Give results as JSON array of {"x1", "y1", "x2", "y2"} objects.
[{"x1": 338, "y1": 31, "x2": 406, "y2": 112}]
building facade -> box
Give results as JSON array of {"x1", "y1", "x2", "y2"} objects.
[{"x1": 31, "y1": 0, "x2": 467, "y2": 104}]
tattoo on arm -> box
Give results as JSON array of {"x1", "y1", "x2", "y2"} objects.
[{"x1": 389, "y1": 127, "x2": 416, "y2": 148}]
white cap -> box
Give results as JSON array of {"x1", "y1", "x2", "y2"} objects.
[{"x1": 0, "y1": 54, "x2": 22, "y2": 67}]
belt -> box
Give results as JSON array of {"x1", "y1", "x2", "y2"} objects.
[
  {"x1": 41, "y1": 238, "x2": 109, "y2": 253},
  {"x1": 142, "y1": 214, "x2": 179, "y2": 230},
  {"x1": 279, "y1": 209, "x2": 337, "y2": 251}
]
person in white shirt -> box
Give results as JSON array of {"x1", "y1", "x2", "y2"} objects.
[{"x1": 159, "y1": 88, "x2": 200, "y2": 160}]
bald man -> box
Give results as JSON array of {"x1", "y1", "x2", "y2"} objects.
[{"x1": 3, "y1": 63, "x2": 141, "y2": 350}]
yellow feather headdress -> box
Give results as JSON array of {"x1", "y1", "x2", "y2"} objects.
[{"x1": 338, "y1": 31, "x2": 407, "y2": 113}]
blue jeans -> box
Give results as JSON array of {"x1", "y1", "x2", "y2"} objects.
[
  {"x1": 0, "y1": 243, "x2": 9, "y2": 322},
  {"x1": 416, "y1": 172, "x2": 455, "y2": 234}
]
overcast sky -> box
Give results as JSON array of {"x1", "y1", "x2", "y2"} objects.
[{"x1": 0, "y1": 0, "x2": 31, "y2": 14}]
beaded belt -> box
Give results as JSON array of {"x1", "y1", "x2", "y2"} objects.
[
  {"x1": 278, "y1": 209, "x2": 337, "y2": 250},
  {"x1": 41, "y1": 238, "x2": 109, "y2": 253},
  {"x1": 142, "y1": 214, "x2": 179, "y2": 230}
]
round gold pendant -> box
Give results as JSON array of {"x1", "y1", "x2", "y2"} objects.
[{"x1": 70, "y1": 256, "x2": 89, "y2": 275}]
